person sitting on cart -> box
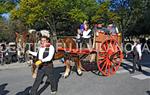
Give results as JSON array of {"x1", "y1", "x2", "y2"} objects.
[
  {"x1": 81, "y1": 21, "x2": 92, "y2": 49},
  {"x1": 76, "y1": 20, "x2": 91, "y2": 48},
  {"x1": 80, "y1": 20, "x2": 88, "y2": 33},
  {"x1": 107, "y1": 23, "x2": 119, "y2": 35},
  {"x1": 94, "y1": 23, "x2": 105, "y2": 36},
  {"x1": 76, "y1": 28, "x2": 83, "y2": 48}
]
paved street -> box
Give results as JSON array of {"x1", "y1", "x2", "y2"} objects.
[{"x1": 0, "y1": 53, "x2": 150, "y2": 95}]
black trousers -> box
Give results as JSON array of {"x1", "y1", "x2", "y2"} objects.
[
  {"x1": 30, "y1": 64, "x2": 57, "y2": 95},
  {"x1": 81, "y1": 38, "x2": 91, "y2": 48},
  {"x1": 133, "y1": 54, "x2": 142, "y2": 72}
]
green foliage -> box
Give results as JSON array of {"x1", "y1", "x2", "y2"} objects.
[
  {"x1": 10, "y1": 0, "x2": 99, "y2": 35},
  {"x1": 112, "y1": 0, "x2": 146, "y2": 33},
  {"x1": 0, "y1": 0, "x2": 16, "y2": 14},
  {"x1": 92, "y1": 1, "x2": 120, "y2": 25},
  {"x1": 130, "y1": 0, "x2": 150, "y2": 35},
  {"x1": 11, "y1": 0, "x2": 69, "y2": 34},
  {"x1": 67, "y1": 0, "x2": 99, "y2": 23},
  {"x1": 0, "y1": 21, "x2": 16, "y2": 42},
  {"x1": 68, "y1": 8, "x2": 88, "y2": 23},
  {"x1": 0, "y1": 0, "x2": 149, "y2": 40}
]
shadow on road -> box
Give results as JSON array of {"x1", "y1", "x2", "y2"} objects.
[
  {"x1": 15, "y1": 66, "x2": 64, "y2": 95},
  {"x1": 121, "y1": 61, "x2": 150, "y2": 75},
  {"x1": 38, "y1": 66, "x2": 64, "y2": 94},
  {"x1": 124, "y1": 53, "x2": 150, "y2": 74},
  {"x1": 140, "y1": 54, "x2": 150, "y2": 68},
  {"x1": 0, "y1": 83, "x2": 9, "y2": 95},
  {"x1": 16, "y1": 86, "x2": 32, "y2": 95},
  {"x1": 146, "y1": 91, "x2": 150, "y2": 95},
  {"x1": 142, "y1": 70, "x2": 150, "y2": 76},
  {"x1": 54, "y1": 66, "x2": 65, "y2": 80},
  {"x1": 121, "y1": 62, "x2": 133, "y2": 73}
]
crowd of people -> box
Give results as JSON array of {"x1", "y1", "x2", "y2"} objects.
[{"x1": 0, "y1": 42, "x2": 18, "y2": 65}]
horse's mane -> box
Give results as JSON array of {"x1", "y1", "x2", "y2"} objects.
[
  {"x1": 59, "y1": 37, "x2": 76, "y2": 49},
  {"x1": 53, "y1": 37, "x2": 77, "y2": 60}
]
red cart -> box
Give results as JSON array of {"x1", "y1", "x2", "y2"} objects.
[{"x1": 57, "y1": 25, "x2": 123, "y2": 76}]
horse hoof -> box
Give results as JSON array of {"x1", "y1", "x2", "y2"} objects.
[
  {"x1": 63, "y1": 75, "x2": 69, "y2": 78},
  {"x1": 63, "y1": 72, "x2": 70, "y2": 78},
  {"x1": 77, "y1": 69, "x2": 83, "y2": 76},
  {"x1": 77, "y1": 72, "x2": 83, "y2": 76},
  {"x1": 32, "y1": 73, "x2": 37, "y2": 79},
  {"x1": 63, "y1": 74, "x2": 70, "y2": 78}
]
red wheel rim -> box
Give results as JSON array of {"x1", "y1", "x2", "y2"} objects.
[{"x1": 97, "y1": 39, "x2": 123, "y2": 76}]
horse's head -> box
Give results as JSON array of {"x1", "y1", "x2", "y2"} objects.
[{"x1": 15, "y1": 32, "x2": 28, "y2": 57}]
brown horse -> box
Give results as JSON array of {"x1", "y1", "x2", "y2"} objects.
[
  {"x1": 15, "y1": 32, "x2": 28, "y2": 62},
  {"x1": 56, "y1": 37, "x2": 83, "y2": 77},
  {"x1": 15, "y1": 31, "x2": 40, "y2": 63},
  {"x1": 31, "y1": 37, "x2": 83, "y2": 78}
]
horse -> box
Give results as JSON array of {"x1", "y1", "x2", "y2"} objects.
[
  {"x1": 15, "y1": 32, "x2": 28, "y2": 62},
  {"x1": 31, "y1": 36, "x2": 84, "y2": 78},
  {"x1": 15, "y1": 30, "x2": 41, "y2": 64}
]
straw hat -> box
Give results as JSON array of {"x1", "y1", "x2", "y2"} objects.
[{"x1": 40, "y1": 30, "x2": 50, "y2": 38}]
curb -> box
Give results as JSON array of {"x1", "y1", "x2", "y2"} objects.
[{"x1": 0, "y1": 62, "x2": 28, "y2": 70}]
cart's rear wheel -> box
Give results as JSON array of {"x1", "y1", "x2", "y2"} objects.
[{"x1": 97, "y1": 39, "x2": 123, "y2": 76}]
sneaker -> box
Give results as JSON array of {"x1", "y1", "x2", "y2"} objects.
[{"x1": 51, "y1": 91, "x2": 57, "y2": 95}]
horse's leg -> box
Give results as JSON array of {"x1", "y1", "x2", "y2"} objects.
[
  {"x1": 26, "y1": 54, "x2": 33, "y2": 66},
  {"x1": 31, "y1": 64, "x2": 37, "y2": 78},
  {"x1": 63, "y1": 60, "x2": 71, "y2": 78},
  {"x1": 74, "y1": 57, "x2": 84, "y2": 76}
]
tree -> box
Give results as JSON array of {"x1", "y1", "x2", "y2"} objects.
[
  {"x1": 110, "y1": 0, "x2": 147, "y2": 35},
  {"x1": 67, "y1": 0, "x2": 99, "y2": 23},
  {"x1": 0, "y1": 0, "x2": 18, "y2": 42},
  {"x1": 10, "y1": 0, "x2": 99, "y2": 36},
  {"x1": 92, "y1": 1, "x2": 120, "y2": 26},
  {"x1": 0, "y1": 0, "x2": 17, "y2": 14},
  {"x1": 140, "y1": 0, "x2": 150, "y2": 35},
  {"x1": 0, "y1": 20, "x2": 16, "y2": 42}
]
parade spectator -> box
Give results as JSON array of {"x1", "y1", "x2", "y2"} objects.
[
  {"x1": 0, "y1": 45, "x2": 3, "y2": 64},
  {"x1": 131, "y1": 39, "x2": 143, "y2": 73}
]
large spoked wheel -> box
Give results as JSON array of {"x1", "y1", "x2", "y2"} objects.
[{"x1": 97, "y1": 39, "x2": 123, "y2": 76}]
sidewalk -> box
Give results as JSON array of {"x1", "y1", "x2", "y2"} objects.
[
  {"x1": 0, "y1": 60, "x2": 63, "y2": 70},
  {"x1": 0, "y1": 62, "x2": 28, "y2": 70}
]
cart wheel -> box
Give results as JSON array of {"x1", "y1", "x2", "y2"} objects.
[{"x1": 97, "y1": 39, "x2": 123, "y2": 76}]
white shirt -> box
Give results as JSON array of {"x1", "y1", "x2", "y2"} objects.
[
  {"x1": 76, "y1": 34, "x2": 81, "y2": 39},
  {"x1": 115, "y1": 27, "x2": 119, "y2": 33},
  {"x1": 136, "y1": 44, "x2": 142, "y2": 57},
  {"x1": 132, "y1": 43, "x2": 142, "y2": 57},
  {"x1": 29, "y1": 45, "x2": 55, "y2": 62},
  {"x1": 82, "y1": 29, "x2": 91, "y2": 38}
]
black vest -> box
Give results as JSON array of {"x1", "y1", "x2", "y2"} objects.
[
  {"x1": 37, "y1": 47, "x2": 53, "y2": 65},
  {"x1": 133, "y1": 45, "x2": 138, "y2": 56}
]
